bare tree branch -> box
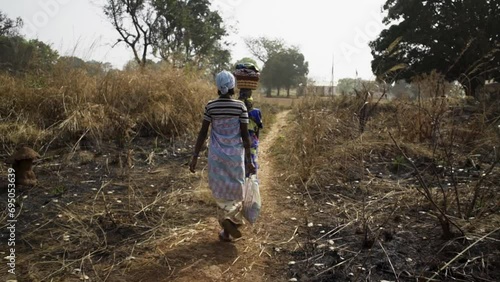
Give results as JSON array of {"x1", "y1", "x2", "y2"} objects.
[{"x1": 104, "y1": 0, "x2": 156, "y2": 68}]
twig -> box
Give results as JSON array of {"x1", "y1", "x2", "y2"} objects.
[
  {"x1": 314, "y1": 222, "x2": 353, "y2": 242},
  {"x1": 103, "y1": 258, "x2": 115, "y2": 282},
  {"x1": 315, "y1": 257, "x2": 352, "y2": 278},
  {"x1": 300, "y1": 178, "x2": 313, "y2": 202},
  {"x1": 232, "y1": 256, "x2": 241, "y2": 265},
  {"x1": 133, "y1": 192, "x2": 163, "y2": 216},
  {"x1": 74, "y1": 128, "x2": 91, "y2": 152},
  {"x1": 94, "y1": 181, "x2": 112, "y2": 201},
  {"x1": 277, "y1": 226, "x2": 299, "y2": 245},
  {"x1": 467, "y1": 156, "x2": 500, "y2": 216},
  {"x1": 258, "y1": 245, "x2": 266, "y2": 257},
  {"x1": 22, "y1": 219, "x2": 54, "y2": 238},
  {"x1": 222, "y1": 267, "x2": 231, "y2": 275},
  {"x1": 86, "y1": 252, "x2": 104, "y2": 282},
  {"x1": 294, "y1": 253, "x2": 324, "y2": 264},
  {"x1": 378, "y1": 240, "x2": 400, "y2": 282},
  {"x1": 388, "y1": 132, "x2": 464, "y2": 238},
  {"x1": 128, "y1": 241, "x2": 137, "y2": 260}
]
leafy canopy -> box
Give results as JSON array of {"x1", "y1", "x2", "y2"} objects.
[
  {"x1": 370, "y1": 0, "x2": 500, "y2": 95},
  {"x1": 152, "y1": 0, "x2": 227, "y2": 67},
  {"x1": 261, "y1": 47, "x2": 309, "y2": 96},
  {"x1": 104, "y1": 0, "x2": 229, "y2": 69},
  {"x1": 0, "y1": 36, "x2": 59, "y2": 73},
  {"x1": 0, "y1": 11, "x2": 22, "y2": 36}
]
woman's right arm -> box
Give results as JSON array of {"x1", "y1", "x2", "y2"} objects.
[{"x1": 190, "y1": 120, "x2": 210, "y2": 173}]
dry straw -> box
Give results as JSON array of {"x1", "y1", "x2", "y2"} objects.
[{"x1": 0, "y1": 64, "x2": 215, "y2": 152}]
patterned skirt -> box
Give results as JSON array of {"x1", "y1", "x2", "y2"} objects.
[{"x1": 207, "y1": 118, "x2": 245, "y2": 201}]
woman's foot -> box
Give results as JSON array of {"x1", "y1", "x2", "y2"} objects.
[
  {"x1": 221, "y1": 219, "x2": 242, "y2": 239},
  {"x1": 218, "y1": 230, "x2": 232, "y2": 242}
]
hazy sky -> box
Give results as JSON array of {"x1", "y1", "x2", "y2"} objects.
[{"x1": 1, "y1": 0, "x2": 388, "y2": 84}]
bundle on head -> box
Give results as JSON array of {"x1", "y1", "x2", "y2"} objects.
[{"x1": 234, "y1": 63, "x2": 260, "y2": 90}]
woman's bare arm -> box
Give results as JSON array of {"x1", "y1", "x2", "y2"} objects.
[{"x1": 189, "y1": 120, "x2": 210, "y2": 172}]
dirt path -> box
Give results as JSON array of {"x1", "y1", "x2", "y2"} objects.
[{"x1": 129, "y1": 110, "x2": 293, "y2": 282}]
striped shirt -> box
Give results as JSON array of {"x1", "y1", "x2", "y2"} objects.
[{"x1": 204, "y1": 97, "x2": 249, "y2": 124}]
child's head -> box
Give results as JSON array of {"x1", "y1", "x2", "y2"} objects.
[
  {"x1": 244, "y1": 97, "x2": 253, "y2": 110},
  {"x1": 238, "y1": 88, "x2": 252, "y2": 100}
]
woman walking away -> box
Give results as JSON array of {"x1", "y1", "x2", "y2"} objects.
[{"x1": 189, "y1": 71, "x2": 256, "y2": 242}]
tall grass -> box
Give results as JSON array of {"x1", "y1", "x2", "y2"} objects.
[
  {"x1": 276, "y1": 74, "x2": 499, "y2": 235},
  {"x1": 0, "y1": 64, "x2": 215, "y2": 152},
  {"x1": 272, "y1": 74, "x2": 499, "y2": 280}
]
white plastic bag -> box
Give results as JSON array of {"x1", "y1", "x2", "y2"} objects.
[{"x1": 243, "y1": 175, "x2": 261, "y2": 224}]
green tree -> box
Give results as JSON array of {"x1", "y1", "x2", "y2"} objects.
[
  {"x1": 281, "y1": 49, "x2": 309, "y2": 97},
  {"x1": 370, "y1": 0, "x2": 500, "y2": 97},
  {"x1": 0, "y1": 36, "x2": 58, "y2": 73},
  {"x1": 57, "y1": 56, "x2": 86, "y2": 69},
  {"x1": 207, "y1": 43, "x2": 231, "y2": 77},
  {"x1": 260, "y1": 54, "x2": 282, "y2": 96},
  {"x1": 336, "y1": 78, "x2": 362, "y2": 95},
  {"x1": 85, "y1": 60, "x2": 114, "y2": 76},
  {"x1": 0, "y1": 11, "x2": 23, "y2": 36},
  {"x1": 123, "y1": 58, "x2": 159, "y2": 71},
  {"x1": 56, "y1": 57, "x2": 114, "y2": 76},
  {"x1": 0, "y1": 36, "x2": 28, "y2": 72},
  {"x1": 152, "y1": 0, "x2": 227, "y2": 67},
  {"x1": 261, "y1": 48, "x2": 309, "y2": 97},
  {"x1": 104, "y1": 0, "x2": 227, "y2": 70},
  {"x1": 389, "y1": 80, "x2": 418, "y2": 99}
]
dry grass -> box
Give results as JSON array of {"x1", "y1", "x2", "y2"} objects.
[
  {"x1": 272, "y1": 76, "x2": 500, "y2": 281},
  {"x1": 0, "y1": 129, "x2": 241, "y2": 281},
  {"x1": 0, "y1": 64, "x2": 214, "y2": 154}
]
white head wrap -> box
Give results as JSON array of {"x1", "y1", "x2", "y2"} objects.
[{"x1": 215, "y1": 70, "x2": 235, "y2": 95}]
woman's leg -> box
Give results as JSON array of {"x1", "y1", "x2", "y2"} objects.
[
  {"x1": 216, "y1": 199, "x2": 244, "y2": 224},
  {"x1": 215, "y1": 199, "x2": 244, "y2": 239},
  {"x1": 245, "y1": 136, "x2": 259, "y2": 177}
]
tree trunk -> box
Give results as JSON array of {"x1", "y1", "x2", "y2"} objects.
[
  {"x1": 287, "y1": 87, "x2": 290, "y2": 97},
  {"x1": 266, "y1": 88, "x2": 272, "y2": 97},
  {"x1": 277, "y1": 87, "x2": 280, "y2": 96}
]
